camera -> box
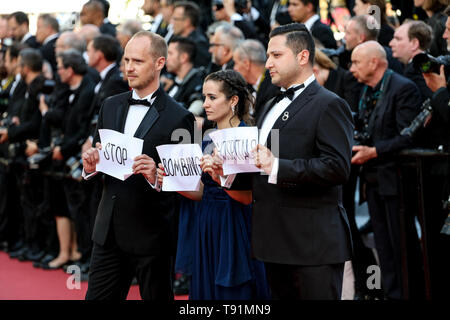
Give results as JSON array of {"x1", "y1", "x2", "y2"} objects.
[
  {"x1": 213, "y1": 0, "x2": 248, "y2": 12},
  {"x1": 401, "y1": 98, "x2": 433, "y2": 137},
  {"x1": 354, "y1": 130, "x2": 371, "y2": 146},
  {"x1": 66, "y1": 155, "x2": 83, "y2": 181},
  {"x1": 412, "y1": 53, "x2": 450, "y2": 74},
  {"x1": 37, "y1": 79, "x2": 56, "y2": 104},
  {"x1": 27, "y1": 146, "x2": 52, "y2": 169}
]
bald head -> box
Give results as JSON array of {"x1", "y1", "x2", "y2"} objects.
[
  {"x1": 353, "y1": 41, "x2": 387, "y2": 64},
  {"x1": 77, "y1": 24, "x2": 101, "y2": 44},
  {"x1": 350, "y1": 41, "x2": 388, "y2": 87}
]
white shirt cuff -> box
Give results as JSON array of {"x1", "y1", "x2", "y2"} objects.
[
  {"x1": 82, "y1": 168, "x2": 98, "y2": 180},
  {"x1": 268, "y1": 158, "x2": 279, "y2": 184},
  {"x1": 231, "y1": 13, "x2": 243, "y2": 21},
  {"x1": 146, "y1": 174, "x2": 161, "y2": 191},
  {"x1": 219, "y1": 174, "x2": 236, "y2": 189}
]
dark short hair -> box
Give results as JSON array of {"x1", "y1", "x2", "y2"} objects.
[
  {"x1": 174, "y1": 1, "x2": 200, "y2": 28},
  {"x1": 269, "y1": 23, "x2": 315, "y2": 65},
  {"x1": 299, "y1": 0, "x2": 319, "y2": 13},
  {"x1": 38, "y1": 14, "x2": 60, "y2": 33},
  {"x1": 406, "y1": 21, "x2": 433, "y2": 51},
  {"x1": 92, "y1": 34, "x2": 121, "y2": 62},
  {"x1": 19, "y1": 48, "x2": 43, "y2": 72},
  {"x1": 169, "y1": 36, "x2": 196, "y2": 64},
  {"x1": 8, "y1": 11, "x2": 29, "y2": 26},
  {"x1": 6, "y1": 42, "x2": 26, "y2": 60},
  {"x1": 57, "y1": 49, "x2": 88, "y2": 75}
]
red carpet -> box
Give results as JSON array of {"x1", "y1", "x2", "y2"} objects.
[{"x1": 0, "y1": 251, "x2": 188, "y2": 300}]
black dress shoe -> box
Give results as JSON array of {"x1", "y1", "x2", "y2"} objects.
[
  {"x1": 9, "y1": 246, "x2": 29, "y2": 259},
  {"x1": 33, "y1": 253, "x2": 57, "y2": 268},
  {"x1": 20, "y1": 250, "x2": 46, "y2": 262},
  {"x1": 0, "y1": 241, "x2": 8, "y2": 252},
  {"x1": 9, "y1": 240, "x2": 24, "y2": 252}
]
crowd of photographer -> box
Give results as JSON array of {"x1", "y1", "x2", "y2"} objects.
[{"x1": 0, "y1": 0, "x2": 448, "y2": 300}]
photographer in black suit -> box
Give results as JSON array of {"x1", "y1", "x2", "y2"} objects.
[
  {"x1": 34, "y1": 50, "x2": 96, "y2": 269},
  {"x1": 350, "y1": 41, "x2": 423, "y2": 299},
  {"x1": 0, "y1": 48, "x2": 46, "y2": 261},
  {"x1": 82, "y1": 31, "x2": 194, "y2": 300}
]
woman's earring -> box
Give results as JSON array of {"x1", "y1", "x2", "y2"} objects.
[{"x1": 231, "y1": 105, "x2": 236, "y2": 115}]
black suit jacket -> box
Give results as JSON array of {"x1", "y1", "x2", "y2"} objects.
[
  {"x1": 22, "y1": 35, "x2": 40, "y2": 49},
  {"x1": 186, "y1": 29, "x2": 211, "y2": 69},
  {"x1": 253, "y1": 69, "x2": 279, "y2": 123},
  {"x1": 100, "y1": 22, "x2": 117, "y2": 37},
  {"x1": 91, "y1": 87, "x2": 195, "y2": 255},
  {"x1": 403, "y1": 62, "x2": 433, "y2": 100},
  {"x1": 251, "y1": 80, "x2": 354, "y2": 266},
  {"x1": 89, "y1": 64, "x2": 129, "y2": 121},
  {"x1": 361, "y1": 71, "x2": 422, "y2": 196},
  {"x1": 311, "y1": 20, "x2": 337, "y2": 49},
  {"x1": 8, "y1": 76, "x2": 45, "y2": 142},
  {"x1": 59, "y1": 76, "x2": 96, "y2": 158},
  {"x1": 39, "y1": 36, "x2": 58, "y2": 75}
]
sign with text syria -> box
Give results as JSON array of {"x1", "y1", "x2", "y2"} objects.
[
  {"x1": 208, "y1": 126, "x2": 262, "y2": 175},
  {"x1": 156, "y1": 143, "x2": 203, "y2": 191},
  {"x1": 96, "y1": 129, "x2": 144, "y2": 181}
]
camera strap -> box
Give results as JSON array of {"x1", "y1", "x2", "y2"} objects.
[{"x1": 358, "y1": 69, "x2": 394, "y2": 141}]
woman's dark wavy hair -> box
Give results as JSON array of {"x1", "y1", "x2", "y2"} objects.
[{"x1": 204, "y1": 69, "x2": 254, "y2": 126}]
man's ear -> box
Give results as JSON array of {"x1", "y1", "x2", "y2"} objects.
[
  {"x1": 296, "y1": 49, "x2": 310, "y2": 66},
  {"x1": 156, "y1": 56, "x2": 166, "y2": 70},
  {"x1": 411, "y1": 38, "x2": 420, "y2": 52}
]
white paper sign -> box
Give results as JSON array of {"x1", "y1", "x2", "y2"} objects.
[
  {"x1": 208, "y1": 126, "x2": 262, "y2": 175},
  {"x1": 96, "y1": 129, "x2": 144, "y2": 181},
  {"x1": 156, "y1": 144, "x2": 203, "y2": 191}
]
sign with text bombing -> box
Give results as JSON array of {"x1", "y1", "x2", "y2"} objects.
[
  {"x1": 96, "y1": 129, "x2": 144, "y2": 181},
  {"x1": 156, "y1": 144, "x2": 203, "y2": 191},
  {"x1": 208, "y1": 126, "x2": 262, "y2": 175}
]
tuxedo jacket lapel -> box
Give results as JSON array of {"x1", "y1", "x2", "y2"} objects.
[
  {"x1": 115, "y1": 91, "x2": 132, "y2": 133},
  {"x1": 271, "y1": 80, "x2": 319, "y2": 132},
  {"x1": 133, "y1": 87, "x2": 166, "y2": 139}
]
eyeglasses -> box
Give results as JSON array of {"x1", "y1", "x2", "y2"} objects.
[
  {"x1": 171, "y1": 16, "x2": 186, "y2": 22},
  {"x1": 209, "y1": 43, "x2": 225, "y2": 47}
]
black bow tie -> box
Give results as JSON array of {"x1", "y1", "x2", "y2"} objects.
[
  {"x1": 128, "y1": 98, "x2": 152, "y2": 107},
  {"x1": 274, "y1": 84, "x2": 305, "y2": 104}
]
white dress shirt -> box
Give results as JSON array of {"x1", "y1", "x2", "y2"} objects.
[
  {"x1": 260, "y1": 73, "x2": 316, "y2": 184},
  {"x1": 82, "y1": 89, "x2": 158, "y2": 187},
  {"x1": 304, "y1": 14, "x2": 320, "y2": 31},
  {"x1": 94, "y1": 62, "x2": 117, "y2": 94}
]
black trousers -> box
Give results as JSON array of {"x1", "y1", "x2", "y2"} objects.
[
  {"x1": 366, "y1": 181, "x2": 424, "y2": 300},
  {"x1": 264, "y1": 262, "x2": 345, "y2": 300},
  {"x1": 86, "y1": 226, "x2": 174, "y2": 301}
]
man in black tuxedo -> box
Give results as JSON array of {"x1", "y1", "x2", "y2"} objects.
[
  {"x1": 82, "y1": 31, "x2": 195, "y2": 300},
  {"x1": 350, "y1": 41, "x2": 423, "y2": 299},
  {"x1": 7, "y1": 12, "x2": 40, "y2": 49},
  {"x1": 250, "y1": 23, "x2": 354, "y2": 300},
  {"x1": 35, "y1": 14, "x2": 59, "y2": 76},
  {"x1": 232, "y1": 39, "x2": 279, "y2": 122},
  {"x1": 287, "y1": 0, "x2": 337, "y2": 49}
]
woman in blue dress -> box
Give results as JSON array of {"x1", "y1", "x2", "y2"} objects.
[{"x1": 158, "y1": 70, "x2": 270, "y2": 300}]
